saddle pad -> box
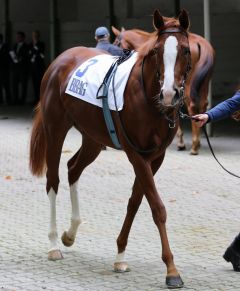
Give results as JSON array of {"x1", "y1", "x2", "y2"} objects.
[{"x1": 65, "y1": 52, "x2": 138, "y2": 111}]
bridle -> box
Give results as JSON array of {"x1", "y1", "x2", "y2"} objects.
[
  {"x1": 110, "y1": 27, "x2": 191, "y2": 154},
  {"x1": 141, "y1": 28, "x2": 192, "y2": 128}
]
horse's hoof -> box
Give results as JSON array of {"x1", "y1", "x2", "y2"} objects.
[
  {"x1": 61, "y1": 231, "x2": 75, "y2": 247},
  {"x1": 166, "y1": 275, "x2": 184, "y2": 289},
  {"x1": 223, "y1": 246, "x2": 240, "y2": 272},
  {"x1": 113, "y1": 262, "x2": 130, "y2": 273},
  {"x1": 177, "y1": 145, "x2": 186, "y2": 151},
  {"x1": 48, "y1": 249, "x2": 63, "y2": 261},
  {"x1": 190, "y1": 149, "x2": 198, "y2": 155}
]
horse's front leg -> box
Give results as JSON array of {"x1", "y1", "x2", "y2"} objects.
[
  {"x1": 114, "y1": 155, "x2": 165, "y2": 273},
  {"x1": 126, "y1": 152, "x2": 183, "y2": 288}
]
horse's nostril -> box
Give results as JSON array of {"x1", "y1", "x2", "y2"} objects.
[
  {"x1": 172, "y1": 89, "x2": 180, "y2": 105},
  {"x1": 159, "y1": 90, "x2": 164, "y2": 101}
]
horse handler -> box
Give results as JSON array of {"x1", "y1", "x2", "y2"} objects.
[{"x1": 193, "y1": 89, "x2": 240, "y2": 272}]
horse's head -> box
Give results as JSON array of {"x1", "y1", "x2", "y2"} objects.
[
  {"x1": 112, "y1": 26, "x2": 135, "y2": 50},
  {"x1": 149, "y1": 9, "x2": 191, "y2": 111},
  {"x1": 112, "y1": 26, "x2": 151, "y2": 50},
  {"x1": 112, "y1": 26, "x2": 123, "y2": 46}
]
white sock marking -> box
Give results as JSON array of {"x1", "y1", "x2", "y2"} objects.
[
  {"x1": 48, "y1": 188, "x2": 59, "y2": 251},
  {"x1": 67, "y1": 181, "x2": 81, "y2": 238},
  {"x1": 115, "y1": 251, "x2": 125, "y2": 263}
]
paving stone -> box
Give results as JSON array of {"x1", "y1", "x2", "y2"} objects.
[{"x1": 0, "y1": 107, "x2": 239, "y2": 290}]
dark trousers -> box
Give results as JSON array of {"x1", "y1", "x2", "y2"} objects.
[
  {"x1": 0, "y1": 69, "x2": 11, "y2": 104},
  {"x1": 31, "y1": 66, "x2": 45, "y2": 104},
  {"x1": 12, "y1": 67, "x2": 28, "y2": 104}
]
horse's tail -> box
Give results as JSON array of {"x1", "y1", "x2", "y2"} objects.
[
  {"x1": 190, "y1": 36, "x2": 215, "y2": 105},
  {"x1": 29, "y1": 104, "x2": 47, "y2": 176}
]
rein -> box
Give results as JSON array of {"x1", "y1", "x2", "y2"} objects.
[{"x1": 180, "y1": 111, "x2": 240, "y2": 179}]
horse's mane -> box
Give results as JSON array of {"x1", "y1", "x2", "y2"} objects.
[
  {"x1": 137, "y1": 34, "x2": 158, "y2": 60},
  {"x1": 130, "y1": 29, "x2": 152, "y2": 37}
]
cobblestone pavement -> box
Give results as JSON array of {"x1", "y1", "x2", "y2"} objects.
[{"x1": 0, "y1": 106, "x2": 240, "y2": 291}]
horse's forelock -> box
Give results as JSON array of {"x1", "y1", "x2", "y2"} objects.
[{"x1": 162, "y1": 17, "x2": 179, "y2": 28}]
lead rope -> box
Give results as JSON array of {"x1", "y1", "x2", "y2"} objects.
[{"x1": 179, "y1": 111, "x2": 240, "y2": 179}]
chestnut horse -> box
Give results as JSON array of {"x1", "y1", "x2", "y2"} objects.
[
  {"x1": 112, "y1": 26, "x2": 215, "y2": 155},
  {"x1": 29, "y1": 10, "x2": 191, "y2": 288}
]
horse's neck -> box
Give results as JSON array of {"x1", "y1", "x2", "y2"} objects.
[{"x1": 126, "y1": 32, "x2": 150, "y2": 49}]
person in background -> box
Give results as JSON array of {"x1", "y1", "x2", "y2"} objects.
[
  {"x1": 95, "y1": 26, "x2": 124, "y2": 56},
  {"x1": 0, "y1": 34, "x2": 11, "y2": 105},
  {"x1": 193, "y1": 89, "x2": 240, "y2": 272},
  {"x1": 9, "y1": 31, "x2": 29, "y2": 105},
  {"x1": 29, "y1": 30, "x2": 46, "y2": 105}
]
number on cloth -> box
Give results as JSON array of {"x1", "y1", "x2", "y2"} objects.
[{"x1": 76, "y1": 59, "x2": 98, "y2": 77}]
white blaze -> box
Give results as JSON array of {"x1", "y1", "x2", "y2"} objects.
[{"x1": 162, "y1": 36, "x2": 178, "y2": 103}]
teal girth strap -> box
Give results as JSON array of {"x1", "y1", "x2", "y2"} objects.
[{"x1": 96, "y1": 60, "x2": 122, "y2": 150}]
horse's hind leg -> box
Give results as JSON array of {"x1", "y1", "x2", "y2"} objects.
[
  {"x1": 114, "y1": 154, "x2": 165, "y2": 272},
  {"x1": 190, "y1": 120, "x2": 201, "y2": 155},
  {"x1": 61, "y1": 134, "x2": 102, "y2": 247},
  {"x1": 198, "y1": 77, "x2": 210, "y2": 117},
  {"x1": 114, "y1": 178, "x2": 143, "y2": 272},
  {"x1": 176, "y1": 125, "x2": 186, "y2": 151},
  {"x1": 190, "y1": 79, "x2": 210, "y2": 154},
  {"x1": 45, "y1": 114, "x2": 72, "y2": 260},
  {"x1": 186, "y1": 97, "x2": 201, "y2": 155}
]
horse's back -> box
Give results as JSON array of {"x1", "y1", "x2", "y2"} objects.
[
  {"x1": 39, "y1": 46, "x2": 115, "y2": 145},
  {"x1": 189, "y1": 33, "x2": 215, "y2": 59},
  {"x1": 40, "y1": 47, "x2": 108, "y2": 104},
  {"x1": 42, "y1": 47, "x2": 106, "y2": 87},
  {"x1": 187, "y1": 32, "x2": 215, "y2": 103}
]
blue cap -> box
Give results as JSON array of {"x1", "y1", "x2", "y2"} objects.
[{"x1": 95, "y1": 26, "x2": 109, "y2": 37}]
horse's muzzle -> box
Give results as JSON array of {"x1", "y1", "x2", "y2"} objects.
[{"x1": 158, "y1": 89, "x2": 182, "y2": 111}]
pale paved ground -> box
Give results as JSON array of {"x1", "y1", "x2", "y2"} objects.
[{"x1": 0, "y1": 106, "x2": 240, "y2": 291}]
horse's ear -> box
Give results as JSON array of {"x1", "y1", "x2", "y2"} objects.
[
  {"x1": 112, "y1": 26, "x2": 120, "y2": 36},
  {"x1": 153, "y1": 9, "x2": 164, "y2": 30},
  {"x1": 178, "y1": 9, "x2": 190, "y2": 30}
]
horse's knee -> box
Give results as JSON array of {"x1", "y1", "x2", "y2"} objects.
[{"x1": 152, "y1": 204, "x2": 167, "y2": 224}]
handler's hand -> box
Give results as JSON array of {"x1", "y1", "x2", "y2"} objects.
[{"x1": 192, "y1": 113, "x2": 209, "y2": 127}]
